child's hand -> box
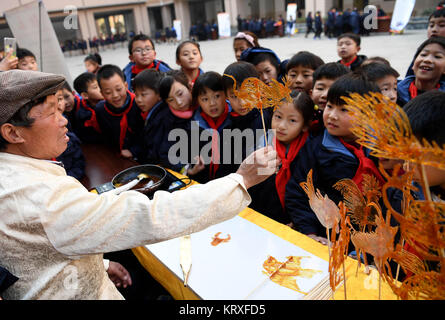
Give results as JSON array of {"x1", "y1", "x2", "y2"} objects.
[
  {"x1": 120, "y1": 149, "x2": 133, "y2": 159},
  {"x1": 0, "y1": 50, "x2": 18, "y2": 71},
  {"x1": 106, "y1": 261, "x2": 132, "y2": 289},
  {"x1": 186, "y1": 156, "x2": 205, "y2": 176}
]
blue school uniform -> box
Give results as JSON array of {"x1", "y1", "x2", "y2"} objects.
[
  {"x1": 95, "y1": 91, "x2": 145, "y2": 157},
  {"x1": 397, "y1": 75, "x2": 445, "y2": 106},
  {"x1": 73, "y1": 98, "x2": 103, "y2": 144},
  {"x1": 285, "y1": 129, "x2": 381, "y2": 237},
  {"x1": 56, "y1": 131, "x2": 86, "y2": 181},
  {"x1": 123, "y1": 60, "x2": 171, "y2": 92},
  {"x1": 190, "y1": 101, "x2": 235, "y2": 184},
  {"x1": 139, "y1": 102, "x2": 193, "y2": 173}
]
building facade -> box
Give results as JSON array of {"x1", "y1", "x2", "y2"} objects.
[{"x1": 0, "y1": 0, "x2": 437, "y2": 49}]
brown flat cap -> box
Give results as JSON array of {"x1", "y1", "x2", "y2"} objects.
[{"x1": 0, "y1": 70, "x2": 66, "y2": 125}]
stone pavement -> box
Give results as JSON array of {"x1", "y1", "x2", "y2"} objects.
[{"x1": 65, "y1": 29, "x2": 426, "y2": 82}]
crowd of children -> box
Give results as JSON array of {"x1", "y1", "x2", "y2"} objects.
[{"x1": 2, "y1": 7, "x2": 445, "y2": 293}]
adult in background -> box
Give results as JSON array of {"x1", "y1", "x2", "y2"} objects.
[{"x1": 0, "y1": 70, "x2": 279, "y2": 299}]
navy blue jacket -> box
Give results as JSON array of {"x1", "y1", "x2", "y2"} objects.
[
  {"x1": 190, "y1": 103, "x2": 235, "y2": 184},
  {"x1": 285, "y1": 129, "x2": 378, "y2": 237},
  {"x1": 123, "y1": 60, "x2": 171, "y2": 92},
  {"x1": 327, "y1": 11, "x2": 336, "y2": 28},
  {"x1": 337, "y1": 55, "x2": 367, "y2": 71},
  {"x1": 397, "y1": 75, "x2": 445, "y2": 107},
  {"x1": 95, "y1": 92, "x2": 145, "y2": 157},
  {"x1": 56, "y1": 131, "x2": 86, "y2": 181},
  {"x1": 73, "y1": 98, "x2": 104, "y2": 144},
  {"x1": 140, "y1": 102, "x2": 192, "y2": 173}
]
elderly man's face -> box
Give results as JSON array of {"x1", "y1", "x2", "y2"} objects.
[{"x1": 16, "y1": 95, "x2": 69, "y2": 159}]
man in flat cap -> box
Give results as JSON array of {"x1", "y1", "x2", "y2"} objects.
[{"x1": 0, "y1": 70, "x2": 279, "y2": 299}]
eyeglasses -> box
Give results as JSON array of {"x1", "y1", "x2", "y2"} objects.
[{"x1": 133, "y1": 47, "x2": 154, "y2": 54}]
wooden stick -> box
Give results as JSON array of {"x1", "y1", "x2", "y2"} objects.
[
  {"x1": 260, "y1": 107, "x2": 268, "y2": 148},
  {"x1": 342, "y1": 261, "x2": 347, "y2": 300}
]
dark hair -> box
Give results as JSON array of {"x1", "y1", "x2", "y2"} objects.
[
  {"x1": 16, "y1": 47, "x2": 36, "y2": 60},
  {"x1": 286, "y1": 51, "x2": 325, "y2": 73},
  {"x1": 0, "y1": 100, "x2": 41, "y2": 151},
  {"x1": 222, "y1": 61, "x2": 259, "y2": 92},
  {"x1": 133, "y1": 69, "x2": 164, "y2": 93},
  {"x1": 358, "y1": 62, "x2": 400, "y2": 83},
  {"x1": 361, "y1": 56, "x2": 391, "y2": 66},
  {"x1": 404, "y1": 90, "x2": 445, "y2": 145},
  {"x1": 84, "y1": 53, "x2": 102, "y2": 65},
  {"x1": 412, "y1": 36, "x2": 445, "y2": 61},
  {"x1": 176, "y1": 40, "x2": 202, "y2": 61},
  {"x1": 286, "y1": 90, "x2": 314, "y2": 128},
  {"x1": 73, "y1": 72, "x2": 97, "y2": 94},
  {"x1": 337, "y1": 33, "x2": 361, "y2": 46},
  {"x1": 128, "y1": 34, "x2": 155, "y2": 55},
  {"x1": 159, "y1": 70, "x2": 190, "y2": 101},
  {"x1": 327, "y1": 72, "x2": 381, "y2": 106},
  {"x1": 97, "y1": 64, "x2": 126, "y2": 87},
  {"x1": 312, "y1": 62, "x2": 350, "y2": 87},
  {"x1": 61, "y1": 81, "x2": 73, "y2": 92},
  {"x1": 233, "y1": 31, "x2": 260, "y2": 47},
  {"x1": 250, "y1": 52, "x2": 280, "y2": 73},
  {"x1": 192, "y1": 71, "x2": 224, "y2": 106},
  {"x1": 429, "y1": 8, "x2": 445, "y2": 20}
]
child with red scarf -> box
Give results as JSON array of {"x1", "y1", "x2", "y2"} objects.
[
  {"x1": 95, "y1": 64, "x2": 145, "y2": 159},
  {"x1": 144, "y1": 70, "x2": 200, "y2": 174},
  {"x1": 397, "y1": 36, "x2": 445, "y2": 107},
  {"x1": 286, "y1": 73, "x2": 384, "y2": 245},
  {"x1": 190, "y1": 71, "x2": 234, "y2": 184},
  {"x1": 122, "y1": 34, "x2": 171, "y2": 92},
  {"x1": 248, "y1": 91, "x2": 314, "y2": 225},
  {"x1": 336, "y1": 33, "x2": 367, "y2": 71},
  {"x1": 72, "y1": 72, "x2": 104, "y2": 144},
  {"x1": 175, "y1": 40, "x2": 204, "y2": 89}
]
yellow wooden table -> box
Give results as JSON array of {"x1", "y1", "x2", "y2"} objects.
[{"x1": 132, "y1": 171, "x2": 399, "y2": 300}]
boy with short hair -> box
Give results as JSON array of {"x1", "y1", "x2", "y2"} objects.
[
  {"x1": 16, "y1": 48, "x2": 38, "y2": 71},
  {"x1": 406, "y1": 8, "x2": 445, "y2": 77},
  {"x1": 337, "y1": 33, "x2": 367, "y2": 71},
  {"x1": 398, "y1": 36, "x2": 445, "y2": 106},
  {"x1": 122, "y1": 34, "x2": 171, "y2": 92},
  {"x1": 285, "y1": 73, "x2": 383, "y2": 244},
  {"x1": 286, "y1": 51, "x2": 324, "y2": 94},
  {"x1": 96, "y1": 64, "x2": 145, "y2": 159},
  {"x1": 360, "y1": 62, "x2": 400, "y2": 103},
  {"x1": 132, "y1": 69, "x2": 168, "y2": 164},
  {"x1": 310, "y1": 62, "x2": 350, "y2": 132},
  {"x1": 404, "y1": 90, "x2": 445, "y2": 201},
  {"x1": 72, "y1": 72, "x2": 104, "y2": 144}
]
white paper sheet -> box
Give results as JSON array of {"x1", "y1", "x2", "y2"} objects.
[{"x1": 145, "y1": 215, "x2": 329, "y2": 300}]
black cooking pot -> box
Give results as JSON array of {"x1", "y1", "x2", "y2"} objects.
[{"x1": 111, "y1": 164, "x2": 167, "y2": 196}]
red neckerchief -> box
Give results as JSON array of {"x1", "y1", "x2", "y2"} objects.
[
  {"x1": 340, "y1": 55, "x2": 358, "y2": 68},
  {"x1": 131, "y1": 62, "x2": 158, "y2": 75},
  {"x1": 103, "y1": 91, "x2": 135, "y2": 150},
  {"x1": 339, "y1": 138, "x2": 385, "y2": 192},
  {"x1": 81, "y1": 99, "x2": 101, "y2": 133},
  {"x1": 200, "y1": 103, "x2": 229, "y2": 179},
  {"x1": 190, "y1": 69, "x2": 201, "y2": 88},
  {"x1": 230, "y1": 111, "x2": 241, "y2": 117},
  {"x1": 141, "y1": 111, "x2": 148, "y2": 120},
  {"x1": 274, "y1": 131, "x2": 309, "y2": 208},
  {"x1": 409, "y1": 81, "x2": 440, "y2": 99}
]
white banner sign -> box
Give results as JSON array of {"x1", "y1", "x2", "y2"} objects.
[
  {"x1": 390, "y1": 0, "x2": 416, "y2": 33},
  {"x1": 217, "y1": 12, "x2": 231, "y2": 38},
  {"x1": 173, "y1": 20, "x2": 182, "y2": 41},
  {"x1": 5, "y1": 0, "x2": 73, "y2": 86}
]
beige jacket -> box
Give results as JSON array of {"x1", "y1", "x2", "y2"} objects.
[{"x1": 0, "y1": 152, "x2": 251, "y2": 299}]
